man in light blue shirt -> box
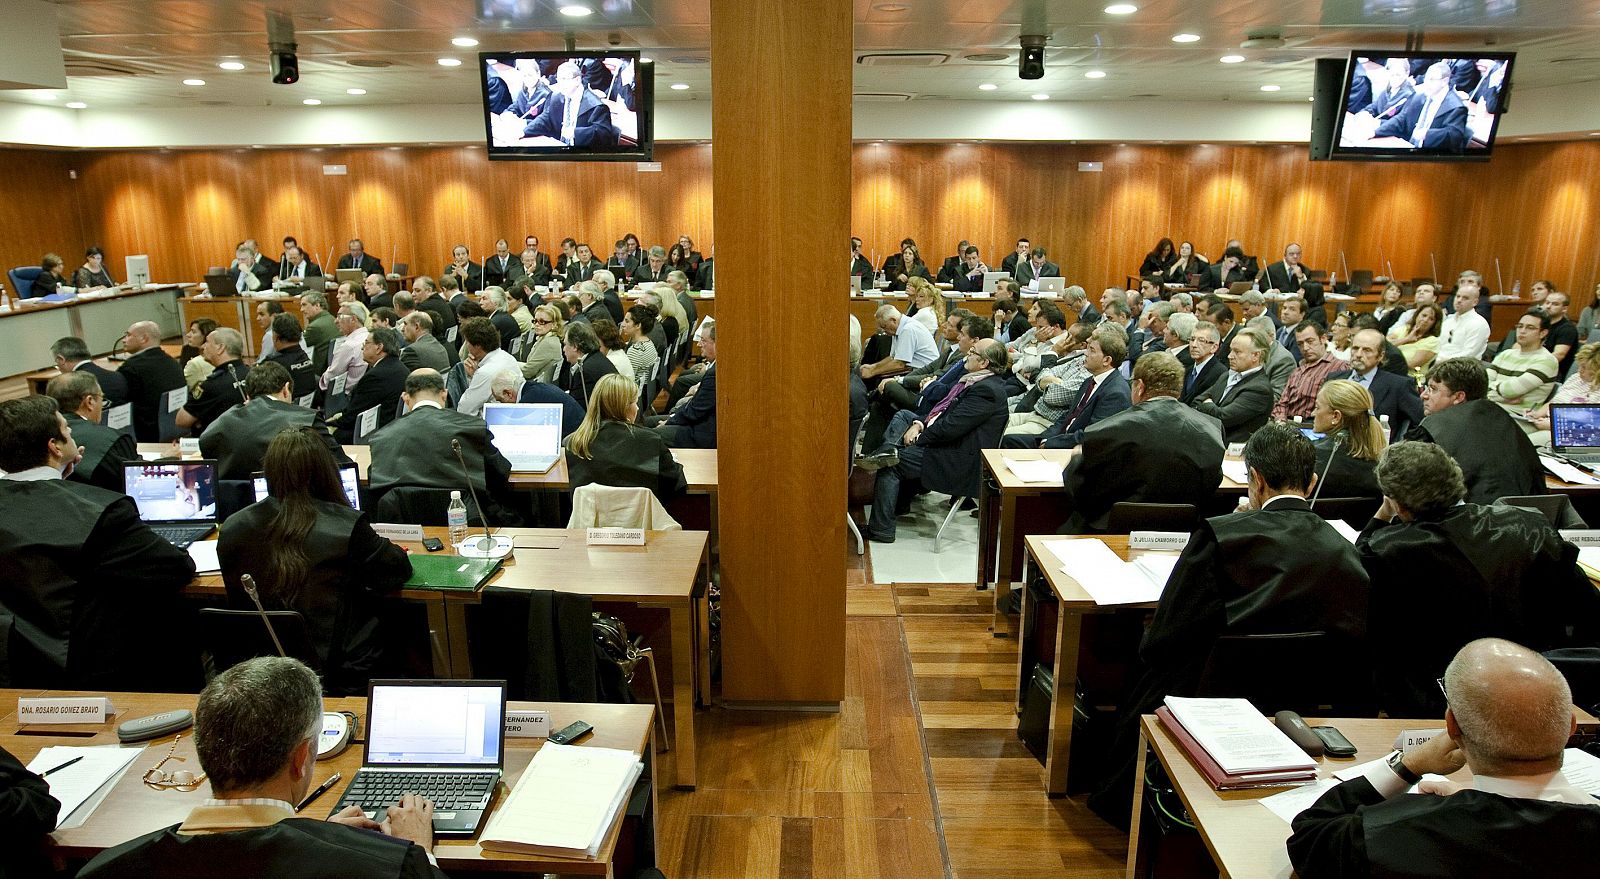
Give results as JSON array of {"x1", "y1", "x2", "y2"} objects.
[{"x1": 859, "y1": 304, "x2": 939, "y2": 381}]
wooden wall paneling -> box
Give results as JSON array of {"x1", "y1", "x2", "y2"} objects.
[{"x1": 0, "y1": 150, "x2": 82, "y2": 289}]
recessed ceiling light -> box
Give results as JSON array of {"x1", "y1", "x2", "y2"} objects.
[
  {"x1": 1031, "y1": 93, "x2": 1050, "y2": 101},
  {"x1": 1307, "y1": 96, "x2": 1316, "y2": 102},
  {"x1": 65, "y1": 101, "x2": 86, "y2": 109},
  {"x1": 1105, "y1": 3, "x2": 1138, "y2": 13},
  {"x1": 303, "y1": 98, "x2": 322, "y2": 105},
  {"x1": 218, "y1": 61, "x2": 245, "y2": 71},
  {"x1": 1260, "y1": 84, "x2": 1280, "y2": 92},
  {"x1": 347, "y1": 88, "x2": 367, "y2": 95},
  {"x1": 1171, "y1": 33, "x2": 1201, "y2": 43},
  {"x1": 978, "y1": 83, "x2": 998, "y2": 91},
  {"x1": 451, "y1": 36, "x2": 479, "y2": 47},
  {"x1": 1085, "y1": 70, "x2": 1107, "y2": 79},
  {"x1": 670, "y1": 82, "x2": 690, "y2": 90},
  {"x1": 558, "y1": 4, "x2": 592, "y2": 16},
  {"x1": 437, "y1": 57, "x2": 462, "y2": 67},
  {"x1": 1220, "y1": 54, "x2": 1245, "y2": 64},
  {"x1": 182, "y1": 78, "x2": 206, "y2": 86}
]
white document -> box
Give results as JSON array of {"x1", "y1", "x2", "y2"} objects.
[
  {"x1": 1003, "y1": 457, "x2": 1065, "y2": 484},
  {"x1": 1561, "y1": 747, "x2": 1600, "y2": 798},
  {"x1": 1163, "y1": 697, "x2": 1317, "y2": 776},
  {"x1": 1579, "y1": 547, "x2": 1600, "y2": 574},
  {"x1": 1041, "y1": 538, "x2": 1171, "y2": 606},
  {"x1": 1540, "y1": 455, "x2": 1600, "y2": 485},
  {"x1": 1326, "y1": 518, "x2": 1361, "y2": 544},
  {"x1": 26, "y1": 745, "x2": 146, "y2": 830},
  {"x1": 186, "y1": 540, "x2": 220, "y2": 573},
  {"x1": 480, "y1": 742, "x2": 643, "y2": 858},
  {"x1": 1260, "y1": 778, "x2": 1338, "y2": 823},
  {"x1": 1221, "y1": 459, "x2": 1250, "y2": 485}
]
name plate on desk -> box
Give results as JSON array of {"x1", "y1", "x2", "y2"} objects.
[
  {"x1": 373, "y1": 523, "x2": 427, "y2": 542},
  {"x1": 1129, "y1": 531, "x2": 1190, "y2": 550},
  {"x1": 178, "y1": 437, "x2": 201, "y2": 456},
  {"x1": 1225, "y1": 442, "x2": 1246, "y2": 457},
  {"x1": 504, "y1": 710, "x2": 551, "y2": 739},
  {"x1": 587, "y1": 528, "x2": 645, "y2": 545},
  {"x1": 1397, "y1": 728, "x2": 1444, "y2": 754},
  {"x1": 19, "y1": 697, "x2": 113, "y2": 724},
  {"x1": 1561, "y1": 529, "x2": 1600, "y2": 547}
]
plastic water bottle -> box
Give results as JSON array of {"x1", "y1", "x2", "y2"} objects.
[{"x1": 447, "y1": 491, "x2": 468, "y2": 546}]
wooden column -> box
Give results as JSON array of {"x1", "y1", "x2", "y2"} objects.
[{"x1": 710, "y1": 0, "x2": 850, "y2": 704}]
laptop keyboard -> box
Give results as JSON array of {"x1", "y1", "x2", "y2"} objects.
[
  {"x1": 151, "y1": 525, "x2": 213, "y2": 549},
  {"x1": 342, "y1": 771, "x2": 496, "y2": 811},
  {"x1": 1565, "y1": 453, "x2": 1600, "y2": 466}
]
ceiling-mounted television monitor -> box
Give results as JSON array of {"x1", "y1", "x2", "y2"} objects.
[
  {"x1": 480, "y1": 51, "x2": 653, "y2": 161},
  {"x1": 1331, "y1": 51, "x2": 1514, "y2": 162}
]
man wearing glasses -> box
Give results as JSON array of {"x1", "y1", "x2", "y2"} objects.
[
  {"x1": 79, "y1": 657, "x2": 443, "y2": 878},
  {"x1": 46, "y1": 370, "x2": 136, "y2": 493},
  {"x1": 398, "y1": 312, "x2": 450, "y2": 373},
  {"x1": 331, "y1": 328, "x2": 409, "y2": 444}
]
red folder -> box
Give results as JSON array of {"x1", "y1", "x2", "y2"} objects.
[{"x1": 1155, "y1": 706, "x2": 1318, "y2": 791}]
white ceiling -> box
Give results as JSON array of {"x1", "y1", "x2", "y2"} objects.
[{"x1": 3, "y1": 0, "x2": 1600, "y2": 111}]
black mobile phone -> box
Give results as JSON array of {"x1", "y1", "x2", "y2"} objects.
[
  {"x1": 421, "y1": 537, "x2": 444, "y2": 552},
  {"x1": 549, "y1": 720, "x2": 594, "y2": 745},
  {"x1": 1311, "y1": 725, "x2": 1358, "y2": 758}
]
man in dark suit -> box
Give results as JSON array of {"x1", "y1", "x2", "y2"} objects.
[
  {"x1": 1088, "y1": 421, "x2": 1369, "y2": 827},
  {"x1": 524, "y1": 61, "x2": 620, "y2": 147},
  {"x1": 442, "y1": 244, "x2": 483, "y2": 295},
  {"x1": 1363, "y1": 58, "x2": 1415, "y2": 119},
  {"x1": 336, "y1": 238, "x2": 385, "y2": 277},
  {"x1": 257, "y1": 314, "x2": 320, "y2": 402},
  {"x1": 861, "y1": 310, "x2": 977, "y2": 450},
  {"x1": 116, "y1": 320, "x2": 185, "y2": 442},
  {"x1": 200, "y1": 363, "x2": 345, "y2": 479},
  {"x1": 510, "y1": 248, "x2": 553, "y2": 294},
  {"x1": 1336, "y1": 329, "x2": 1424, "y2": 440},
  {"x1": 1288, "y1": 639, "x2": 1600, "y2": 878},
  {"x1": 947, "y1": 246, "x2": 990, "y2": 294},
  {"x1": 656, "y1": 324, "x2": 718, "y2": 449},
  {"x1": 480, "y1": 288, "x2": 522, "y2": 351},
  {"x1": 563, "y1": 243, "x2": 605, "y2": 287},
  {"x1": 1355, "y1": 441, "x2": 1600, "y2": 718},
  {"x1": 398, "y1": 312, "x2": 450, "y2": 373},
  {"x1": 1003, "y1": 325, "x2": 1132, "y2": 449},
  {"x1": 1000, "y1": 238, "x2": 1030, "y2": 275},
  {"x1": 47, "y1": 371, "x2": 135, "y2": 493},
  {"x1": 227, "y1": 245, "x2": 275, "y2": 294},
  {"x1": 1062, "y1": 285, "x2": 1100, "y2": 326},
  {"x1": 850, "y1": 237, "x2": 873, "y2": 287},
  {"x1": 52, "y1": 336, "x2": 127, "y2": 408},
  {"x1": 1260, "y1": 243, "x2": 1318, "y2": 301},
  {"x1": 409, "y1": 279, "x2": 456, "y2": 347},
  {"x1": 935, "y1": 240, "x2": 971, "y2": 284},
  {"x1": 367, "y1": 368, "x2": 517, "y2": 516},
  {"x1": 1062, "y1": 352, "x2": 1224, "y2": 532},
  {"x1": 1406, "y1": 357, "x2": 1543, "y2": 505},
  {"x1": 1180, "y1": 320, "x2": 1228, "y2": 405},
  {"x1": 332, "y1": 329, "x2": 408, "y2": 444},
  {"x1": 0, "y1": 395, "x2": 196, "y2": 690},
  {"x1": 78, "y1": 657, "x2": 445, "y2": 879},
  {"x1": 606, "y1": 238, "x2": 640, "y2": 284},
  {"x1": 275, "y1": 246, "x2": 321, "y2": 284},
  {"x1": 1013, "y1": 247, "x2": 1061, "y2": 288},
  {"x1": 482, "y1": 239, "x2": 521, "y2": 289},
  {"x1": 1191, "y1": 326, "x2": 1276, "y2": 443},
  {"x1": 694, "y1": 251, "x2": 715, "y2": 291},
  {"x1": 1375, "y1": 61, "x2": 1470, "y2": 151}
]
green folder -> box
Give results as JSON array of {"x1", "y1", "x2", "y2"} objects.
[{"x1": 404, "y1": 554, "x2": 504, "y2": 591}]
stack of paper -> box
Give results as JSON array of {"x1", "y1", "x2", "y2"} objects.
[
  {"x1": 1158, "y1": 697, "x2": 1317, "y2": 790},
  {"x1": 26, "y1": 745, "x2": 146, "y2": 829},
  {"x1": 479, "y1": 743, "x2": 643, "y2": 859},
  {"x1": 1040, "y1": 538, "x2": 1175, "y2": 605},
  {"x1": 1540, "y1": 455, "x2": 1600, "y2": 486},
  {"x1": 1578, "y1": 548, "x2": 1600, "y2": 583},
  {"x1": 1003, "y1": 457, "x2": 1065, "y2": 484},
  {"x1": 1221, "y1": 459, "x2": 1250, "y2": 485}
]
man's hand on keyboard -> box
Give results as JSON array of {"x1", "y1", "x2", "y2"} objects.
[
  {"x1": 327, "y1": 804, "x2": 383, "y2": 831},
  {"x1": 382, "y1": 793, "x2": 436, "y2": 852}
]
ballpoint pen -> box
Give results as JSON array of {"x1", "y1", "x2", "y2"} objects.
[{"x1": 296, "y1": 773, "x2": 341, "y2": 812}]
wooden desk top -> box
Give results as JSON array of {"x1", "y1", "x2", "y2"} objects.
[
  {"x1": 0, "y1": 284, "x2": 186, "y2": 321},
  {"x1": 136, "y1": 444, "x2": 719, "y2": 494},
  {"x1": 188, "y1": 527, "x2": 707, "y2": 604},
  {"x1": 4, "y1": 690, "x2": 652, "y2": 873}
]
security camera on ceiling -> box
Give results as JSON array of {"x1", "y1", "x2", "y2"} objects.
[
  {"x1": 1018, "y1": 34, "x2": 1046, "y2": 80},
  {"x1": 267, "y1": 9, "x2": 299, "y2": 85}
]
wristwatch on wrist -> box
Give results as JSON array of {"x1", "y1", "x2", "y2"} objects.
[{"x1": 1387, "y1": 750, "x2": 1423, "y2": 785}]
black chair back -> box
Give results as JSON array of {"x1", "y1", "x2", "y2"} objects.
[
  {"x1": 199, "y1": 608, "x2": 318, "y2": 674},
  {"x1": 372, "y1": 485, "x2": 487, "y2": 527},
  {"x1": 1107, "y1": 503, "x2": 1198, "y2": 534},
  {"x1": 1544, "y1": 648, "x2": 1600, "y2": 717},
  {"x1": 1309, "y1": 496, "x2": 1381, "y2": 529},
  {"x1": 1198, "y1": 632, "x2": 1374, "y2": 717},
  {"x1": 1495, "y1": 495, "x2": 1587, "y2": 529}
]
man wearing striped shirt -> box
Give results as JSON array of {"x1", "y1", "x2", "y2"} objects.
[{"x1": 1272, "y1": 321, "x2": 1346, "y2": 422}]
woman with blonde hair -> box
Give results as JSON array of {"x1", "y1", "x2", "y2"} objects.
[
  {"x1": 1310, "y1": 378, "x2": 1386, "y2": 499},
  {"x1": 565, "y1": 373, "x2": 685, "y2": 500},
  {"x1": 1524, "y1": 341, "x2": 1600, "y2": 445},
  {"x1": 520, "y1": 302, "x2": 565, "y2": 383},
  {"x1": 906, "y1": 277, "x2": 945, "y2": 335}
]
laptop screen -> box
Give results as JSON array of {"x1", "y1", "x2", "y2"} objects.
[
  {"x1": 1551, "y1": 404, "x2": 1600, "y2": 449},
  {"x1": 123, "y1": 461, "x2": 218, "y2": 524},
  {"x1": 483, "y1": 403, "x2": 563, "y2": 459},
  {"x1": 365, "y1": 681, "x2": 506, "y2": 767},
  {"x1": 252, "y1": 463, "x2": 361, "y2": 509}
]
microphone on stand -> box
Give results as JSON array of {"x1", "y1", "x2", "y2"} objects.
[
  {"x1": 240, "y1": 574, "x2": 286, "y2": 657},
  {"x1": 1309, "y1": 432, "x2": 1341, "y2": 508},
  {"x1": 450, "y1": 438, "x2": 514, "y2": 559}
]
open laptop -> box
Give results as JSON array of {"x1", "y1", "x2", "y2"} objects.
[
  {"x1": 122, "y1": 460, "x2": 220, "y2": 548},
  {"x1": 333, "y1": 680, "x2": 507, "y2": 837},
  {"x1": 1226, "y1": 281, "x2": 1253, "y2": 295},
  {"x1": 982, "y1": 271, "x2": 1011, "y2": 294},
  {"x1": 482, "y1": 403, "x2": 563, "y2": 473},
  {"x1": 1034, "y1": 276, "x2": 1067, "y2": 295},
  {"x1": 251, "y1": 463, "x2": 361, "y2": 509},
  {"x1": 335, "y1": 268, "x2": 365, "y2": 286},
  {"x1": 1550, "y1": 403, "x2": 1600, "y2": 465},
  {"x1": 202, "y1": 273, "x2": 234, "y2": 297}
]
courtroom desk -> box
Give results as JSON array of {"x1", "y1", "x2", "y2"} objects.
[
  {"x1": 0, "y1": 286, "x2": 184, "y2": 379},
  {"x1": 179, "y1": 293, "x2": 306, "y2": 358},
  {"x1": 1019, "y1": 534, "x2": 1166, "y2": 796},
  {"x1": 5, "y1": 690, "x2": 655, "y2": 877}
]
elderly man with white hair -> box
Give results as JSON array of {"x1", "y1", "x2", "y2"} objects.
[
  {"x1": 570, "y1": 280, "x2": 611, "y2": 325},
  {"x1": 478, "y1": 286, "x2": 521, "y2": 352},
  {"x1": 175, "y1": 327, "x2": 248, "y2": 433},
  {"x1": 591, "y1": 268, "x2": 624, "y2": 322},
  {"x1": 488, "y1": 367, "x2": 583, "y2": 436},
  {"x1": 1288, "y1": 638, "x2": 1600, "y2": 877},
  {"x1": 859, "y1": 304, "x2": 939, "y2": 382},
  {"x1": 321, "y1": 300, "x2": 370, "y2": 392}
]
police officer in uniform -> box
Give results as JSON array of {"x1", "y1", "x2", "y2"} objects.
[{"x1": 175, "y1": 328, "x2": 248, "y2": 436}]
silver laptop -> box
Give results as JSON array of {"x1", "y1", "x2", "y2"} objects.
[
  {"x1": 333, "y1": 680, "x2": 506, "y2": 837},
  {"x1": 252, "y1": 463, "x2": 360, "y2": 509},
  {"x1": 1034, "y1": 276, "x2": 1067, "y2": 295},
  {"x1": 122, "y1": 460, "x2": 219, "y2": 548},
  {"x1": 335, "y1": 267, "x2": 365, "y2": 286},
  {"x1": 1550, "y1": 403, "x2": 1600, "y2": 465},
  {"x1": 483, "y1": 402, "x2": 563, "y2": 472},
  {"x1": 982, "y1": 271, "x2": 1011, "y2": 294}
]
